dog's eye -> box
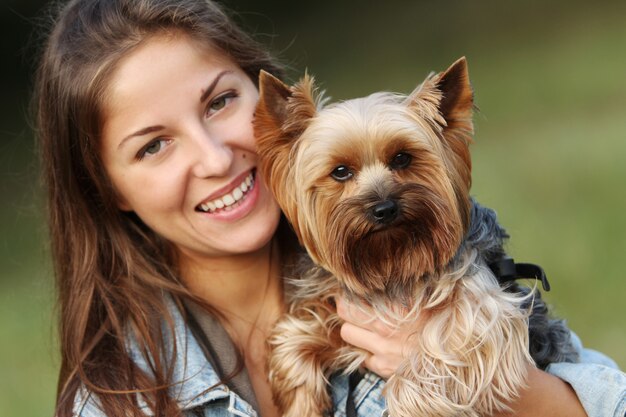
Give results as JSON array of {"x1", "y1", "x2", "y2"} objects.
[
  {"x1": 330, "y1": 165, "x2": 353, "y2": 181},
  {"x1": 389, "y1": 152, "x2": 412, "y2": 170}
]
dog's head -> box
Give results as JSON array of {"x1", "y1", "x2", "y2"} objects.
[{"x1": 254, "y1": 58, "x2": 474, "y2": 298}]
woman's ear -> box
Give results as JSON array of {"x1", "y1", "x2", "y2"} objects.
[
  {"x1": 117, "y1": 202, "x2": 132, "y2": 212},
  {"x1": 113, "y1": 191, "x2": 133, "y2": 212}
]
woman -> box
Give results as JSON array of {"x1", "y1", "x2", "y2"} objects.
[{"x1": 34, "y1": 0, "x2": 624, "y2": 416}]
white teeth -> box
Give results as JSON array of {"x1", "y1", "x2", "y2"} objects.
[
  {"x1": 198, "y1": 171, "x2": 255, "y2": 213},
  {"x1": 223, "y1": 193, "x2": 235, "y2": 206}
]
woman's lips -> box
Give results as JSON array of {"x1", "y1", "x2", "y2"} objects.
[{"x1": 196, "y1": 169, "x2": 256, "y2": 214}]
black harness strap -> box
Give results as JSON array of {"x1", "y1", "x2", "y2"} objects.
[
  {"x1": 345, "y1": 371, "x2": 364, "y2": 417},
  {"x1": 489, "y1": 256, "x2": 551, "y2": 291}
]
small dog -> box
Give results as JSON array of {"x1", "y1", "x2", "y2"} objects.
[{"x1": 254, "y1": 58, "x2": 575, "y2": 417}]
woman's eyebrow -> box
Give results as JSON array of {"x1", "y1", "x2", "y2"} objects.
[
  {"x1": 200, "y1": 70, "x2": 233, "y2": 103},
  {"x1": 118, "y1": 125, "x2": 165, "y2": 149}
]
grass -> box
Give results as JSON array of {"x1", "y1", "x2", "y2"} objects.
[{"x1": 0, "y1": 274, "x2": 58, "y2": 417}]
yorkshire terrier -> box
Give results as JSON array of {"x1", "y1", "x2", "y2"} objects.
[{"x1": 253, "y1": 58, "x2": 577, "y2": 417}]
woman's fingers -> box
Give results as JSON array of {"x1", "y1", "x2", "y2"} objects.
[
  {"x1": 339, "y1": 320, "x2": 403, "y2": 378},
  {"x1": 336, "y1": 297, "x2": 411, "y2": 379}
]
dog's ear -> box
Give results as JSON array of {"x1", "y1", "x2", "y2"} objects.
[
  {"x1": 254, "y1": 71, "x2": 317, "y2": 183},
  {"x1": 434, "y1": 57, "x2": 474, "y2": 134},
  {"x1": 407, "y1": 58, "x2": 473, "y2": 181},
  {"x1": 255, "y1": 70, "x2": 293, "y2": 135},
  {"x1": 254, "y1": 71, "x2": 318, "y2": 184},
  {"x1": 254, "y1": 71, "x2": 319, "y2": 243},
  {"x1": 255, "y1": 71, "x2": 318, "y2": 145},
  {"x1": 406, "y1": 58, "x2": 473, "y2": 227},
  {"x1": 433, "y1": 57, "x2": 473, "y2": 186},
  {"x1": 434, "y1": 57, "x2": 473, "y2": 228}
]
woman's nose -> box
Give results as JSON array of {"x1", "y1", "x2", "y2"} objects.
[{"x1": 189, "y1": 129, "x2": 234, "y2": 178}]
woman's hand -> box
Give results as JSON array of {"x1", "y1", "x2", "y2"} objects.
[
  {"x1": 336, "y1": 296, "x2": 412, "y2": 379},
  {"x1": 336, "y1": 297, "x2": 588, "y2": 417}
]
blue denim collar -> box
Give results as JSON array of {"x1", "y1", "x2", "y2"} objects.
[{"x1": 123, "y1": 296, "x2": 258, "y2": 416}]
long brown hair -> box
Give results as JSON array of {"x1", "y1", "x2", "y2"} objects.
[{"x1": 33, "y1": 0, "x2": 284, "y2": 415}]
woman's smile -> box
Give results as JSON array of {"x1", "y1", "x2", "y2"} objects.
[{"x1": 195, "y1": 168, "x2": 259, "y2": 220}]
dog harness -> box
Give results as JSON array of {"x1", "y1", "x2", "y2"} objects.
[{"x1": 489, "y1": 256, "x2": 551, "y2": 291}]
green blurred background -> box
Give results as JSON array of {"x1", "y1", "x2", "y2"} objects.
[{"x1": 2, "y1": 0, "x2": 625, "y2": 415}]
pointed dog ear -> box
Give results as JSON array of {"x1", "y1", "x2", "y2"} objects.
[
  {"x1": 255, "y1": 71, "x2": 292, "y2": 135},
  {"x1": 405, "y1": 58, "x2": 474, "y2": 228},
  {"x1": 433, "y1": 57, "x2": 474, "y2": 141},
  {"x1": 435, "y1": 57, "x2": 474, "y2": 228},
  {"x1": 406, "y1": 57, "x2": 473, "y2": 138},
  {"x1": 254, "y1": 71, "x2": 320, "y2": 243},
  {"x1": 255, "y1": 70, "x2": 318, "y2": 144},
  {"x1": 432, "y1": 57, "x2": 473, "y2": 190},
  {"x1": 254, "y1": 71, "x2": 319, "y2": 183},
  {"x1": 406, "y1": 57, "x2": 473, "y2": 182}
]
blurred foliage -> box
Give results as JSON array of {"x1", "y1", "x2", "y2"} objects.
[{"x1": 2, "y1": 0, "x2": 625, "y2": 415}]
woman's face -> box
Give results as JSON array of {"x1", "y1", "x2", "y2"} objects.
[{"x1": 100, "y1": 33, "x2": 281, "y2": 261}]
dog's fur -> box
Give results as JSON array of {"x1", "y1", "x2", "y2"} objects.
[{"x1": 254, "y1": 58, "x2": 577, "y2": 417}]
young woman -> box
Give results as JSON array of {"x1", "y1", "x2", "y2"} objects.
[{"x1": 34, "y1": 0, "x2": 624, "y2": 416}]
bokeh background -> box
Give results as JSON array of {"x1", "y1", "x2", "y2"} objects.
[{"x1": 2, "y1": 0, "x2": 625, "y2": 415}]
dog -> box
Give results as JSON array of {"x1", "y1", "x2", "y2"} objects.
[{"x1": 253, "y1": 58, "x2": 577, "y2": 417}]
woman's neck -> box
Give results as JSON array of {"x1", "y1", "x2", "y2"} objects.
[
  {"x1": 179, "y1": 241, "x2": 284, "y2": 417},
  {"x1": 178, "y1": 241, "x2": 283, "y2": 344}
]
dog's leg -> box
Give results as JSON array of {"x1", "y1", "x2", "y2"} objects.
[
  {"x1": 268, "y1": 300, "x2": 346, "y2": 417},
  {"x1": 384, "y1": 268, "x2": 533, "y2": 417}
]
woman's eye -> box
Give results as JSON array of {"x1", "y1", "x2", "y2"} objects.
[
  {"x1": 210, "y1": 96, "x2": 227, "y2": 111},
  {"x1": 137, "y1": 139, "x2": 169, "y2": 160},
  {"x1": 206, "y1": 92, "x2": 238, "y2": 116},
  {"x1": 389, "y1": 152, "x2": 412, "y2": 170},
  {"x1": 330, "y1": 165, "x2": 353, "y2": 182}
]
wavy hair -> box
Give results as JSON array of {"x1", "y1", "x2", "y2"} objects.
[{"x1": 33, "y1": 0, "x2": 284, "y2": 415}]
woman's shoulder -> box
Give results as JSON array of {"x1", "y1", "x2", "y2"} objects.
[
  {"x1": 72, "y1": 387, "x2": 102, "y2": 417},
  {"x1": 71, "y1": 296, "x2": 234, "y2": 416},
  {"x1": 546, "y1": 332, "x2": 625, "y2": 417}
]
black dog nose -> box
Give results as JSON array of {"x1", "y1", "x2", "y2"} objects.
[{"x1": 371, "y1": 200, "x2": 398, "y2": 224}]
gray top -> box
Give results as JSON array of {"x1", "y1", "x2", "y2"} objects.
[{"x1": 183, "y1": 300, "x2": 260, "y2": 413}]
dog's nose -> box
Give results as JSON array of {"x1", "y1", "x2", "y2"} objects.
[{"x1": 371, "y1": 200, "x2": 398, "y2": 224}]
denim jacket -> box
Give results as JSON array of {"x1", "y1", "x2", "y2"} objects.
[{"x1": 74, "y1": 298, "x2": 626, "y2": 417}]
